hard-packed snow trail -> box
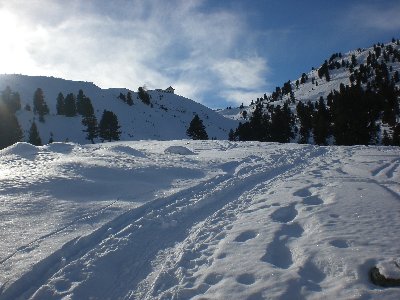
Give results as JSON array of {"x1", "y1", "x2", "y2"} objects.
[{"x1": 0, "y1": 144, "x2": 327, "y2": 300}]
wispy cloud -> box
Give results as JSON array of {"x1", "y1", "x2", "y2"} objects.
[
  {"x1": 0, "y1": 0, "x2": 269, "y2": 107},
  {"x1": 213, "y1": 57, "x2": 268, "y2": 89},
  {"x1": 346, "y1": 2, "x2": 400, "y2": 31}
]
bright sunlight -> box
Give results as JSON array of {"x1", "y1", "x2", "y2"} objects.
[{"x1": 0, "y1": 9, "x2": 41, "y2": 75}]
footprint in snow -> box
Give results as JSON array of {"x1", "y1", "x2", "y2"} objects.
[
  {"x1": 236, "y1": 273, "x2": 256, "y2": 285},
  {"x1": 294, "y1": 186, "x2": 324, "y2": 206},
  {"x1": 204, "y1": 273, "x2": 223, "y2": 285},
  {"x1": 329, "y1": 239, "x2": 349, "y2": 248},
  {"x1": 302, "y1": 195, "x2": 323, "y2": 206},
  {"x1": 234, "y1": 230, "x2": 258, "y2": 242},
  {"x1": 261, "y1": 223, "x2": 304, "y2": 269},
  {"x1": 216, "y1": 252, "x2": 227, "y2": 259},
  {"x1": 293, "y1": 187, "x2": 312, "y2": 198},
  {"x1": 270, "y1": 204, "x2": 298, "y2": 223},
  {"x1": 54, "y1": 279, "x2": 72, "y2": 293}
]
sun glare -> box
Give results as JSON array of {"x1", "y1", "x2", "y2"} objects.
[{"x1": 0, "y1": 9, "x2": 38, "y2": 75}]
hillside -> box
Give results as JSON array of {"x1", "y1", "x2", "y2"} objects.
[
  {"x1": 0, "y1": 140, "x2": 399, "y2": 299},
  {"x1": 0, "y1": 74, "x2": 238, "y2": 145},
  {"x1": 220, "y1": 39, "x2": 400, "y2": 145}
]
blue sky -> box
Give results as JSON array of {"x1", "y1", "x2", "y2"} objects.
[{"x1": 0, "y1": 0, "x2": 399, "y2": 108}]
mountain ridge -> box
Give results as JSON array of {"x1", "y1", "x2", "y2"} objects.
[
  {"x1": 0, "y1": 74, "x2": 239, "y2": 145},
  {"x1": 220, "y1": 38, "x2": 400, "y2": 145}
]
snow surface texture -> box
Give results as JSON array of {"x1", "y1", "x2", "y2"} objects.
[
  {"x1": 0, "y1": 140, "x2": 399, "y2": 299},
  {"x1": 0, "y1": 75, "x2": 238, "y2": 143}
]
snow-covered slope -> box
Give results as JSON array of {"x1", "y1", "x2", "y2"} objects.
[
  {"x1": 0, "y1": 140, "x2": 399, "y2": 299},
  {"x1": 0, "y1": 75, "x2": 238, "y2": 143},
  {"x1": 220, "y1": 40, "x2": 400, "y2": 122}
]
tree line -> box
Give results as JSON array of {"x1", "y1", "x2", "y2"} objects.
[
  {"x1": 0, "y1": 87, "x2": 122, "y2": 149},
  {"x1": 230, "y1": 40, "x2": 400, "y2": 146}
]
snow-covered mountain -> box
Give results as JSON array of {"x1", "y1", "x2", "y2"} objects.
[
  {"x1": 219, "y1": 39, "x2": 400, "y2": 144},
  {"x1": 0, "y1": 74, "x2": 239, "y2": 144},
  {"x1": 0, "y1": 140, "x2": 399, "y2": 299}
]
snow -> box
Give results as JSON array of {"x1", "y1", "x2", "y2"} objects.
[
  {"x1": 219, "y1": 41, "x2": 400, "y2": 128},
  {"x1": 164, "y1": 145, "x2": 195, "y2": 155},
  {"x1": 0, "y1": 140, "x2": 399, "y2": 299},
  {"x1": 0, "y1": 74, "x2": 239, "y2": 144}
]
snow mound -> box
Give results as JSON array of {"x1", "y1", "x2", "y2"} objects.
[
  {"x1": 0, "y1": 142, "x2": 39, "y2": 157},
  {"x1": 44, "y1": 142, "x2": 76, "y2": 154},
  {"x1": 164, "y1": 145, "x2": 195, "y2": 155},
  {"x1": 111, "y1": 145, "x2": 147, "y2": 157}
]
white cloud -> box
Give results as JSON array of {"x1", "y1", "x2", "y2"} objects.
[
  {"x1": 346, "y1": 2, "x2": 400, "y2": 31},
  {"x1": 220, "y1": 89, "x2": 266, "y2": 107},
  {"x1": 212, "y1": 57, "x2": 268, "y2": 89},
  {"x1": 0, "y1": 0, "x2": 269, "y2": 108}
]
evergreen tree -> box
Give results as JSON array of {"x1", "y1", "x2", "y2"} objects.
[
  {"x1": 138, "y1": 87, "x2": 151, "y2": 105},
  {"x1": 186, "y1": 114, "x2": 208, "y2": 140},
  {"x1": 233, "y1": 122, "x2": 252, "y2": 141},
  {"x1": 126, "y1": 91, "x2": 133, "y2": 106},
  {"x1": 248, "y1": 102, "x2": 269, "y2": 141},
  {"x1": 318, "y1": 60, "x2": 330, "y2": 82},
  {"x1": 297, "y1": 101, "x2": 313, "y2": 144},
  {"x1": 228, "y1": 128, "x2": 235, "y2": 141},
  {"x1": 382, "y1": 130, "x2": 391, "y2": 145},
  {"x1": 82, "y1": 114, "x2": 98, "y2": 143},
  {"x1": 64, "y1": 93, "x2": 77, "y2": 117},
  {"x1": 48, "y1": 132, "x2": 54, "y2": 144},
  {"x1": 269, "y1": 103, "x2": 294, "y2": 143},
  {"x1": 331, "y1": 84, "x2": 379, "y2": 145},
  {"x1": 28, "y1": 121, "x2": 42, "y2": 146},
  {"x1": 0, "y1": 105, "x2": 23, "y2": 149},
  {"x1": 2, "y1": 87, "x2": 21, "y2": 113},
  {"x1": 80, "y1": 96, "x2": 95, "y2": 117},
  {"x1": 99, "y1": 110, "x2": 121, "y2": 142},
  {"x1": 76, "y1": 89, "x2": 86, "y2": 115},
  {"x1": 118, "y1": 92, "x2": 126, "y2": 102},
  {"x1": 392, "y1": 124, "x2": 400, "y2": 146},
  {"x1": 56, "y1": 92, "x2": 65, "y2": 115},
  {"x1": 313, "y1": 97, "x2": 330, "y2": 145},
  {"x1": 33, "y1": 88, "x2": 49, "y2": 122}
]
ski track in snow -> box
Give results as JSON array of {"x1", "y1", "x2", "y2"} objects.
[{"x1": 0, "y1": 141, "x2": 399, "y2": 299}]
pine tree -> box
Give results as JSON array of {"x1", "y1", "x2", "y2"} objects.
[
  {"x1": 228, "y1": 128, "x2": 235, "y2": 141},
  {"x1": 64, "y1": 93, "x2": 77, "y2": 117},
  {"x1": 393, "y1": 124, "x2": 400, "y2": 146},
  {"x1": 76, "y1": 89, "x2": 86, "y2": 115},
  {"x1": 313, "y1": 98, "x2": 330, "y2": 145},
  {"x1": 249, "y1": 102, "x2": 268, "y2": 141},
  {"x1": 269, "y1": 103, "x2": 294, "y2": 143},
  {"x1": 297, "y1": 101, "x2": 313, "y2": 144},
  {"x1": 138, "y1": 87, "x2": 150, "y2": 105},
  {"x1": 28, "y1": 121, "x2": 42, "y2": 146},
  {"x1": 48, "y1": 132, "x2": 54, "y2": 144},
  {"x1": 126, "y1": 92, "x2": 133, "y2": 106},
  {"x1": 2, "y1": 87, "x2": 21, "y2": 113},
  {"x1": 186, "y1": 114, "x2": 208, "y2": 140},
  {"x1": 118, "y1": 93, "x2": 127, "y2": 102},
  {"x1": 99, "y1": 110, "x2": 121, "y2": 142},
  {"x1": 33, "y1": 88, "x2": 49, "y2": 122},
  {"x1": 56, "y1": 92, "x2": 65, "y2": 115},
  {"x1": 382, "y1": 130, "x2": 391, "y2": 145},
  {"x1": 0, "y1": 106, "x2": 23, "y2": 149},
  {"x1": 82, "y1": 114, "x2": 98, "y2": 143}
]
